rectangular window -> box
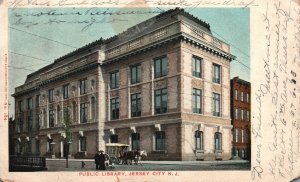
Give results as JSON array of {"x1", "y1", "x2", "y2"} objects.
[
  {"x1": 110, "y1": 71, "x2": 119, "y2": 89},
  {"x1": 235, "y1": 128, "x2": 239, "y2": 143},
  {"x1": 110, "y1": 135, "x2": 118, "y2": 143},
  {"x1": 48, "y1": 139, "x2": 53, "y2": 153},
  {"x1": 48, "y1": 89, "x2": 54, "y2": 103},
  {"x1": 28, "y1": 112, "x2": 33, "y2": 132},
  {"x1": 131, "y1": 64, "x2": 141, "y2": 84},
  {"x1": 80, "y1": 103, "x2": 88, "y2": 123},
  {"x1": 154, "y1": 56, "x2": 167, "y2": 78},
  {"x1": 110, "y1": 98, "x2": 119, "y2": 120},
  {"x1": 195, "y1": 130, "x2": 203, "y2": 150},
  {"x1": 49, "y1": 110, "x2": 54, "y2": 127},
  {"x1": 27, "y1": 140, "x2": 31, "y2": 153},
  {"x1": 63, "y1": 84, "x2": 69, "y2": 99},
  {"x1": 235, "y1": 90, "x2": 238, "y2": 100},
  {"x1": 19, "y1": 118, "x2": 23, "y2": 133},
  {"x1": 36, "y1": 113, "x2": 40, "y2": 130},
  {"x1": 214, "y1": 132, "x2": 222, "y2": 150},
  {"x1": 241, "y1": 109, "x2": 244, "y2": 120},
  {"x1": 192, "y1": 88, "x2": 202, "y2": 114},
  {"x1": 247, "y1": 110, "x2": 250, "y2": 121},
  {"x1": 80, "y1": 79, "x2": 87, "y2": 95},
  {"x1": 131, "y1": 133, "x2": 140, "y2": 151},
  {"x1": 131, "y1": 93, "x2": 141, "y2": 117},
  {"x1": 36, "y1": 95, "x2": 40, "y2": 108},
  {"x1": 27, "y1": 98, "x2": 33, "y2": 110},
  {"x1": 212, "y1": 93, "x2": 221, "y2": 117},
  {"x1": 212, "y1": 63, "x2": 221, "y2": 84},
  {"x1": 192, "y1": 56, "x2": 202, "y2": 78},
  {"x1": 36, "y1": 140, "x2": 40, "y2": 154},
  {"x1": 155, "y1": 131, "x2": 166, "y2": 151},
  {"x1": 241, "y1": 92, "x2": 244, "y2": 102},
  {"x1": 242, "y1": 129, "x2": 244, "y2": 143},
  {"x1": 18, "y1": 100, "x2": 23, "y2": 112},
  {"x1": 80, "y1": 136, "x2": 86, "y2": 151},
  {"x1": 235, "y1": 108, "x2": 239, "y2": 119},
  {"x1": 154, "y1": 88, "x2": 168, "y2": 114},
  {"x1": 246, "y1": 93, "x2": 250, "y2": 103}
]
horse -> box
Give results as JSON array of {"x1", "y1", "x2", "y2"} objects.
[{"x1": 121, "y1": 150, "x2": 147, "y2": 165}]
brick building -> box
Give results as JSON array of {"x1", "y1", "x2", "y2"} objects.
[
  {"x1": 230, "y1": 77, "x2": 251, "y2": 160},
  {"x1": 12, "y1": 8, "x2": 235, "y2": 161}
]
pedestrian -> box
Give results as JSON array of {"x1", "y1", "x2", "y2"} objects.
[
  {"x1": 94, "y1": 151, "x2": 100, "y2": 170},
  {"x1": 99, "y1": 150, "x2": 106, "y2": 170}
]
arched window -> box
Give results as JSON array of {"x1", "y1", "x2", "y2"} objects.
[
  {"x1": 155, "y1": 131, "x2": 166, "y2": 151},
  {"x1": 214, "y1": 132, "x2": 222, "y2": 151},
  {"x1": 131, "y1": 133, "x2": 140, "y2": 151},
  {"x1": 195, "y1": 130, "x2": 203, "y2": 150}
]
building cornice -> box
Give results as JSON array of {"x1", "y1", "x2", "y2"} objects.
[
  {"x1": 101, "y1": 34, "x2": 234, "y2": 67},
  {"x1": 12, "y1": 62, "x2": 100, "y2": 97}
]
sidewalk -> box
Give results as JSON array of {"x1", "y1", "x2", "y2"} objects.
[
  {"x1": 45, "y1": 159, "x2": 250, "y2": 171},
  {"x1": 46, "y1": 158, "x2": 249, "y2": 166}
]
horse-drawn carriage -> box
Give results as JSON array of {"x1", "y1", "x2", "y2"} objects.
[
  {"x1": 105, "y1": 143, "x2": 129, "y2": 165},
  {"x1": 105, "y1": 143, "x2": 147, "y2": 166}
]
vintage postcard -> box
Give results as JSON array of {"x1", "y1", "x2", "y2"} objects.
[{"x1": 0, "y1": 0, "x2": 299, "y2": 181}]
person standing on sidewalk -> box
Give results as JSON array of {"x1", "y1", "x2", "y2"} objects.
[
  {"x1": 94, "y1": 151, "x2": 100, "y2": 170},
  {"x1": 99, "y1": 150, "x2": 106, "y2": 170}
]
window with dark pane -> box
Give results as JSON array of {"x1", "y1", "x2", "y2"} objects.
[
  {"x1": 110, "y1": 71, "x2": 119, "y2": 89},
  {"x1": 48, "y1": 89, "x2": 54, "y2": 102},
  {"x1": 212, "y1": 63, "x2": 221, "y2": 84},
  {"x1": 212, "y1": 93, "x2": 220, "y2": 117},
  {"x1": 192, "y1": 56, "x2": 202, "y2": 78},
  {"x1": 195, "y1": 130, "x2": 203, "y2": 150},
  {"x1": 131, "y1": 133, "x2": 140, "y2": 150},
  {"x1": 131, "y1": 93, "x2": 141, "y2": 117},
  {"x1": 155, "y1": 131, "x2": 166, "y2": 150},
  {"x1": 80, "y1": 136, "x2": 86, "y2": 151},
  {"x1": 80, "y1": 79, "x2": 87, "y2": 95},
  {"x1": 63, "y1": 84, "x2": 69, "y2": 99},
  {"x1": 154, "y1": 56, "x2": 167, "y2": 78},
  {"x1": 155, "y1": 88, "x2": 167, "y2": 114},
  {"x1": 110, "y1": 98, "x2": 119, "y2": 120},
  {"x1": 49, "y1": 110, "x2": 55, "y2": 127},
  {"x1": 131, "y1": 64, "x2": 141, "y2": 84},
  {"x1": 110, "y1": 134, "x2": 118, "y2": 143},
  {"x1": 192, "y1": 88, "x2": 202, "y2": 114},
  {"x1": 80, "y1": 103, "x2": 88, "y2": 123},
  {"x1": 214, "y1": 132, "x2": 222, "y2": 150}
]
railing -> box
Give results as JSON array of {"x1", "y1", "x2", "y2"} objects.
[{"x1": 9, "y1": 156, "x2": 47, "y2": 170}]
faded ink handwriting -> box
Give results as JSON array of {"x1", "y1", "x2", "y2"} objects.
[
  {"x1": 12, "y1": 8, "x2": 162, "y2": 17},
  {"x1": 8, "y1": 0, "x2": 258, "y2": 8},
  {"x1": 252, "y1": 1, "x2": 300, "y2": 180},
  {"x1": 10, "y1": 8, "x2": 162, "y2": 31},
  {"x1": 12, "y1": 16, "x2": 128, "y2": 31}
]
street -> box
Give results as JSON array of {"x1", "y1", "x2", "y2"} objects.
[{"x1": 45, "y1": 159, "x2": 250, "y2": 171}]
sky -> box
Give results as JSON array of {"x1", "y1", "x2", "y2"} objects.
[{"x1": 8, "y1": 7, "x2": 250, "y2": 116}]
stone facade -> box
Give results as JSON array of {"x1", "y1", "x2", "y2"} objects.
[{"x1": 12, "y1": 8, "x2": 234, "y2": 161}]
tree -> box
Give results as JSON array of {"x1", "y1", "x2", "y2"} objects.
[
  {"x1": 63, "y1": 107, "x2": 72, "y2": 168},
  {"x1": 63, "y1": 107, "x2": 72, "y2": 143}
]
